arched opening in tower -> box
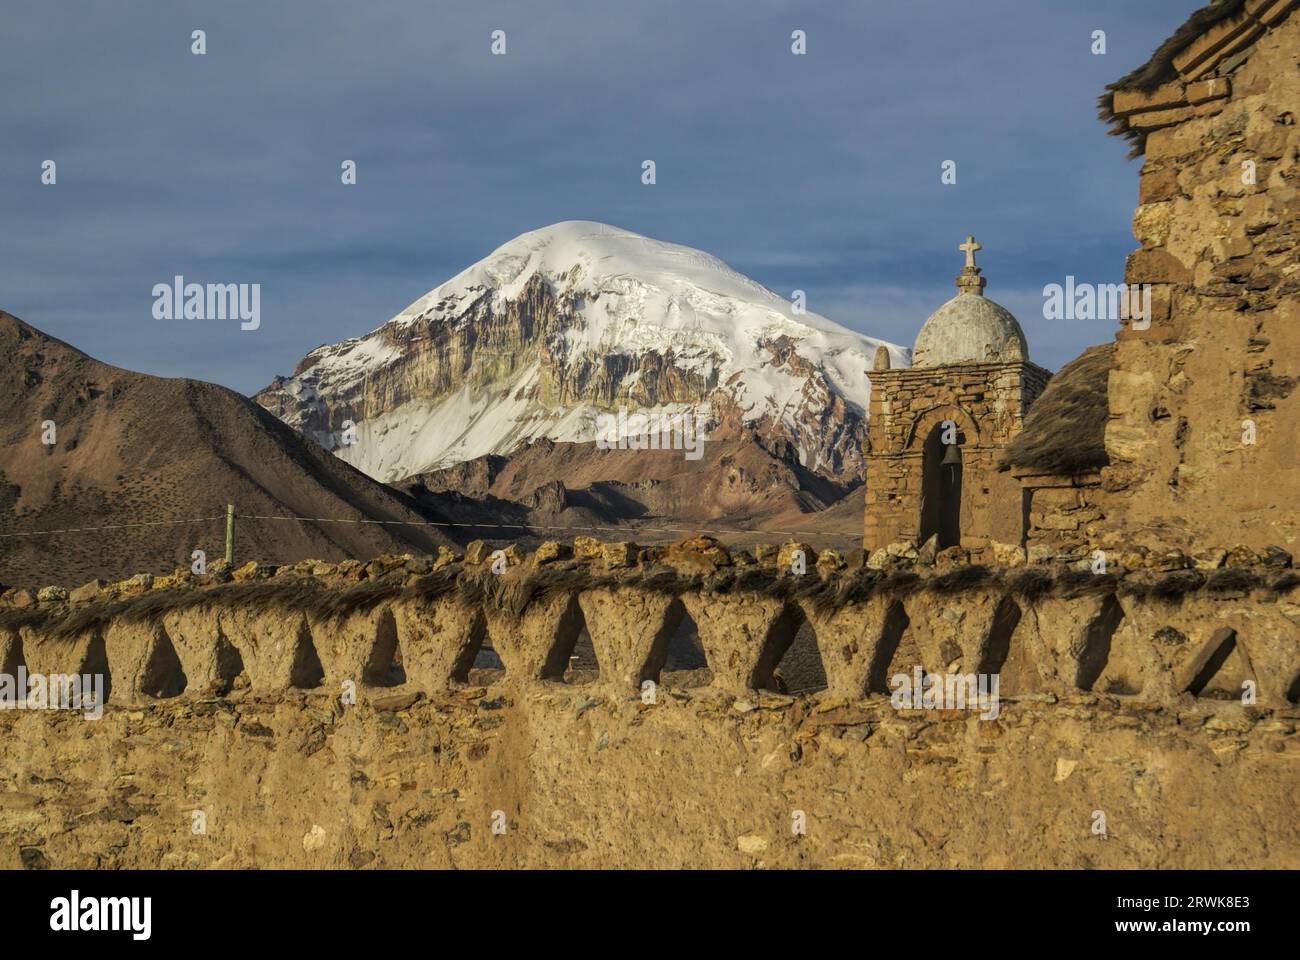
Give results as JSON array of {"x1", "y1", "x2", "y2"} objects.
[{"x1": 919, "y1": 423, "x2": 963, "y2": 548}]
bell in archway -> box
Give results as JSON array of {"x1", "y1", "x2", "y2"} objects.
[{"x1": 940, "y1": 441, "x2": 962, "y2": 480}]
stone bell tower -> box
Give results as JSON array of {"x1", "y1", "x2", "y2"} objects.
[{"x1": 863, "y1": 236, "x2": 1051, "y2": 560}]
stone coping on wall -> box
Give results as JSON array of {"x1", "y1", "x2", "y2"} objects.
[
  {"x1": 1, "y1": 536, "x2": 1296, "y2": 710},
  {"x1": 868, "y1": 359, "x2": 1052, "y2": 384},
  {"x1": 3, "y1": 535, "x2": 1295, "y2": 616},
  {"x1": 1099, "y1": 0, "x2": 1300, "y2": 155}
]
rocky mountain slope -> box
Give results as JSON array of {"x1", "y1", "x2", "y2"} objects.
[
  {"x1": 0, "y1": 311, "x2": 452, "y2": 587},
  {"x1": 397, "y1": 434, "x2": 863, "y2": 545},
  {"x1": 255, "y1": 221, "x2": 908, "y2": 484}
]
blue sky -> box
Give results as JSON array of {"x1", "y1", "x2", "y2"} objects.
[{"x1": 1, "y1": 0, "x2": 1201, "y2": 393}]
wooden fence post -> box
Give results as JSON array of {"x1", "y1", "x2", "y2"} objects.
[{"x1": 225, "y1": 504, "x2": 235, "y2": 567}]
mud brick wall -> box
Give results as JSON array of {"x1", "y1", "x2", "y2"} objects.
[
  {"x1": 2, "y1": 680, "x2": 1297, "y2": 870},
  {"x1": 864, "y1": 361, "x2": 1050, "y2": 556},
  {"x1": 1, "y1": 543, "x2": 1298, "y2": 868},
  {"x1": 1016, "y1": 472, "x2": 1106, "y2": 560},
  {"x1": 1100, "y1": 7, "x2": 1300, "y2": 553}
]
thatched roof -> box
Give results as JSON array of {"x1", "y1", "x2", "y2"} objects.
[
  {"x1": 1098, "y1": 0, "x2": 1297, "y2": 157},
  {"x1": 1001, "y1": 343, "x2": 1115, "y2": 476},
  {"x1": 1107, "y1": 0, "x2": 1248, "y2": 95}
]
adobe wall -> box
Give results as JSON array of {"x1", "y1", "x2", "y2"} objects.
[
  {"x1": 2, "y1": 677, "x2": 1296, "y2": 870},
  {"x1": 1100, "y1": 8, "x2": 1300, "y2": 553},
  {"x1": 1, "y1": 540, "x2": 1297, "y2": 868},
  {"x1": 1015, "y1": 471, "x2": 1106, "y2": 562}
]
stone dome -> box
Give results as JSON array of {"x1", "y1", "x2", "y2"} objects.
[
  {"x1": 911, "y1": 235, "x2": 1030, "y2": 367},
  {"x1": 912, "y1": 292, "x2": 1029, "y2": 367}
]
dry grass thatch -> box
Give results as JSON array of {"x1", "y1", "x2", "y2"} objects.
[
  {"x1": 1106, "y1": 0, "x2": 1248, "y2": 94},
  {"x1": 4, "y1": 557, "x2": 1291, "y2": 641},
  {"x1": 1002, "y1": 342, "x2": 1115, "y2": 476}
]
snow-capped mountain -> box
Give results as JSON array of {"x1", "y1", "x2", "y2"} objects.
[{"x1": 255, "y1": 221, "x2": 909, "y2": 483}]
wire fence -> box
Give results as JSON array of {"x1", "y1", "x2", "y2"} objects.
[
  {"x1": 0, "y1": 517, "x2": 226, "y2": 539},
  {"x1": 0, "y1": 510, "x2": 865, "y2": 544}
]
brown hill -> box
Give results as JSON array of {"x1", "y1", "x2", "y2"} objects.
[
  {"x1": 399, "y1": 433, "x2": 863, "y2": 546},
  {"x1": 0, "y1": 311, "x2": 452, "y2": 588}
]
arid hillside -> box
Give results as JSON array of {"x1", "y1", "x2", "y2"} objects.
[
  {"x1": 399, "y1": 432, "x2": 859, "y2": 544},
  {"x1": 0, "y1": 311, "x2": 452, "y2": 587}
]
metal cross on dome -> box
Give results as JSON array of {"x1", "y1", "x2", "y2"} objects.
[{"x1": 959, "y1": 235, "x2": 982, "y2": 269}]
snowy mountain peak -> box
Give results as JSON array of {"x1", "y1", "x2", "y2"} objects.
[
  {"x1": 257, "y1": 222, "x2": 909, "y2": 483},
  {"x1": 396, "y1": 221, "x2": 791, "y2": 325},
  {"x1": 391, "y1": 220, "x2": 898, "y2": 347}
]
